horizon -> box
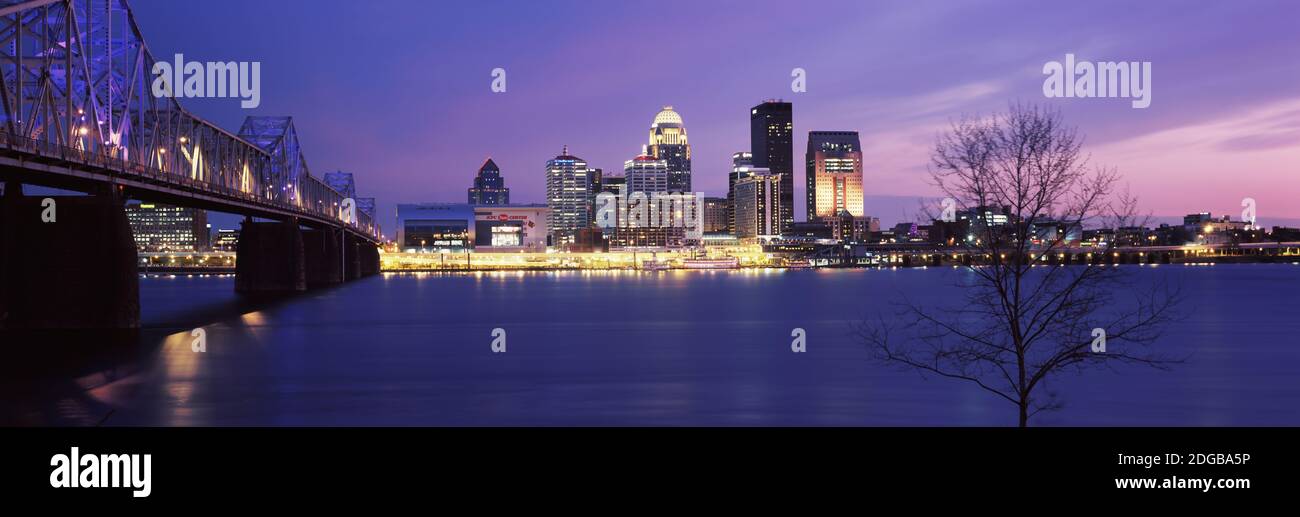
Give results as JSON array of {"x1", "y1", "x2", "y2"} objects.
[{"x1": 128, "y1": 0, "x2": 1299, "y2": 233}]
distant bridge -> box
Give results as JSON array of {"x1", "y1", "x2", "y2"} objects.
[{"x1": 0, "y1": 0, "x2": 381, "y2": 329}]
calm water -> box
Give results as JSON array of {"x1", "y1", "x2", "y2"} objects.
[{"x1": 3, "y1": 264, "x2": 1299, "y2": 426}]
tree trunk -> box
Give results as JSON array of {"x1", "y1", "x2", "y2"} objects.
[{"x1": 1018, "y1": 401, "x2": 1029, "y2": 427}]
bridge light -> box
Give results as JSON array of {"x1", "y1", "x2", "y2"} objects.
[
  {"x1": 77, "y1": 126, "x2": 89, "y2": 136},
  {"x1": 158, "y1": 148, "x2": 166, "y2": 154},
  {"x1": 180, "y1": 136, "x2": 188, "y2": 143}
]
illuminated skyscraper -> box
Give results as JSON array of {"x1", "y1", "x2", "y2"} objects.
[
  {"x1": 750, "y1": 100, "x2": 793, "y2": 232},
  {"x1": 806, "y1": 131, "x2": 863, "y2": 219},
  {"x1": 467, "y1": 158, "x2": 510, "y2": 205},
  {"x1": 624, "y1": 154, "x2": 669, "y2": 195},
  {"x1": 646, "y1": 106, "x2": 691, "y2": 192},
  {"x1": 726, "y1": 151, "x2": 754, "y2": 235},
  {"x1": 733, "y1": 168, "x2": 784, "y2": 240},
  {"x1": 545, "y1": 146, "x2": 592, "y2": 247}
]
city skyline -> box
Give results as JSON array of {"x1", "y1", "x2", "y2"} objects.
[{"x1": 130, "y1": 0, "x2": 1300, "y2": 231}]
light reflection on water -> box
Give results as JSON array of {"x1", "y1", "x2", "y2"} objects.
[{"x1": 3, "y1": 264, "x2": 1299, "y2": 426}]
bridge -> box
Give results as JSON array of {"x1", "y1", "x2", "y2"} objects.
[{"x1": 0, "y1": 0, "x2": 382, "y2": 330}]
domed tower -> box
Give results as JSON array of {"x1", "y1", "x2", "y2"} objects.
[{"x1": 647, "y1": 106, "x2": 692, "y2": 192}]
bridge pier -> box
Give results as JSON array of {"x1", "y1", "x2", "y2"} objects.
[
  {"x1": 0, "y1": 183, "x2": 140, "y2": 329},
  {"x1": 343, "y1": 232, "x2": 361, "y2": 281},
  {"x1": 360, "y1": 241, "x2": 380, "y2": 277},
  {"x1": 303, "y1": 228, "x2": 343, "y2": 287},
  {"x1": 235, "y1": 217, "x2": 306, "y2": 294}
]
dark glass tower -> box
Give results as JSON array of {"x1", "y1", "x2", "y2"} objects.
[
  {"x1": 750, "y1": 100, "x2": 793, "y2": 233},
  {"x1": 467, "y1": 158, "x2": 510, "y2": 205}
]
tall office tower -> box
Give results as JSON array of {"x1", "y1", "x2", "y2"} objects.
[
  {"x1": 806, "y1": 131, "x2": 863, "y2": 219},
  {"x1": 646, "y1": 106, "x2": 692, "y2": 192},
  {"x1": 467, "y1": 158, "x2": 510, "y2": 205},
  {"x1": 624, "y1": 154, "x2": 669, "y2": 194},
  {"x1": 750, "y1": 100, "x2": 793, "y2": 233},
  {"x1": 732, "y1": 168, "x2": 785, "y2": 240},
  {"x1": 125, "y1": 202, "x2": 210, "y2": 251},
  {"x1": 545, "y1": 146, "x2": 592, "y2": 247},
  {"x1": 727, "y1": 151, "x2": 753, "y2": 235}
]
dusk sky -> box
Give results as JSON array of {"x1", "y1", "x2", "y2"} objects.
[{"x1": 133, "y1": 0, "x2": 1300, "y2": 231}]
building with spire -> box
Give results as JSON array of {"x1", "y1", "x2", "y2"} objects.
[
  {"x1": 467, "y1": 158, "x2": 510, "y2": 205},
  {"x1": 646, "y1": 106, "x2": 692, "y2": 192}
]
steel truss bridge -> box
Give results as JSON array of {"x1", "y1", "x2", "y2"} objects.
[
  {"x1": 0, "y1": 0, "x2": 383, "y2": 330},
  {"x1": 0, "y1": 0, "x2": 378, "y2": 238}
]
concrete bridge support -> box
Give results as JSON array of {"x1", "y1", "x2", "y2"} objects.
[
  {"x1": 303, "y1": 228, "x2": 343, "y2": 287},
  {"x1": 235, "y1": 217, "x2": 306, "y2": 294},
  {"x1": 360, "y1": 242, "x2": 380, "y2": 277},
  {"x1": 0, "y1": 183, "x2": 140, "y2": 329},
  {"x1": 343, "y1": 232, "x2": 361, "y2": 281}
]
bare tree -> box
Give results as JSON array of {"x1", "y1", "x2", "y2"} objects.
[{"x1": 861, "y1": 103, "x2": 1182, "y2": 427}]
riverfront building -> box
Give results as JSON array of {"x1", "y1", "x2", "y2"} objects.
[
  {"x1": 750, "y1": 100, "x2": 793, "y2": 234},
  {"x1": 806, "y1": 131, "x2": 864, "y2": 220},
  {"x1": 545, "y1": 146, "x2": 593, "y2": 247},
  {"x1": 727, "y1": 151, "x2": 754, "y2": 235},
  {"x1": 733, "y1": 168, "x2": 785, "y2": 240},
  {"x1": 467, "y1": 158, "x2": 510, "y2": 205},
  {"x1": 396, "y1": 203, "x2": 549, "y2": 253},
  {"x1": 125, "y1": 202, "x2": 209, "y2": 252}
]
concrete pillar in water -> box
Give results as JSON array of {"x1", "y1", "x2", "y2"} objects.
[
  {"x1": 0, "y1": 183, "x2": 139, "y2": 329},
  {"x1": 303, "y1": 227, "x2": 342, "y2": 287},
  {"x1": 235, "y1": 217, "x2": 306, "y2": 294}
]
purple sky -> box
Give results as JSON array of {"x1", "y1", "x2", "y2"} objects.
[{"x1": 133, "y1": 0, "x2": 1300, "y2": 231}]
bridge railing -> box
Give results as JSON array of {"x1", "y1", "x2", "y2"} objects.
[{"x1": 0, "y1": 129, "x2": 379, "y2": 240}]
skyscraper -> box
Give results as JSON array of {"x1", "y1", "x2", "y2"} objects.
[
  {"x1": 646, "y1": 106, "x2": 692, "y2": 192},
  {"x1": 750, "y1": 100, "x2": 793, "y2": 233},
  {"x1": 586, "y1": 167, "x2": 603, "y2": 224},
  {"x1": 733, "y1": 168, "x2": 784, "y2": 240},
  {"x1": 468, "y1": 158, "x2": 510, "y2": 205},
  {"x1": 726, "y1": 151, "x2": 753, "y2": 235},
  {"x1": 624, "y1": 154, "x2": 669, "y2": 194},
  {"x1": 806, "y1": 131, "x2": 863, "y2": 219},
  {"x1": 545, "y1": 146, "x2": 591, "y2": 247}
]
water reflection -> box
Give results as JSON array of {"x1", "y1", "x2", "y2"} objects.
[{"x1": 3, "y1": 266, "x2": 1299, "y2": 426}]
